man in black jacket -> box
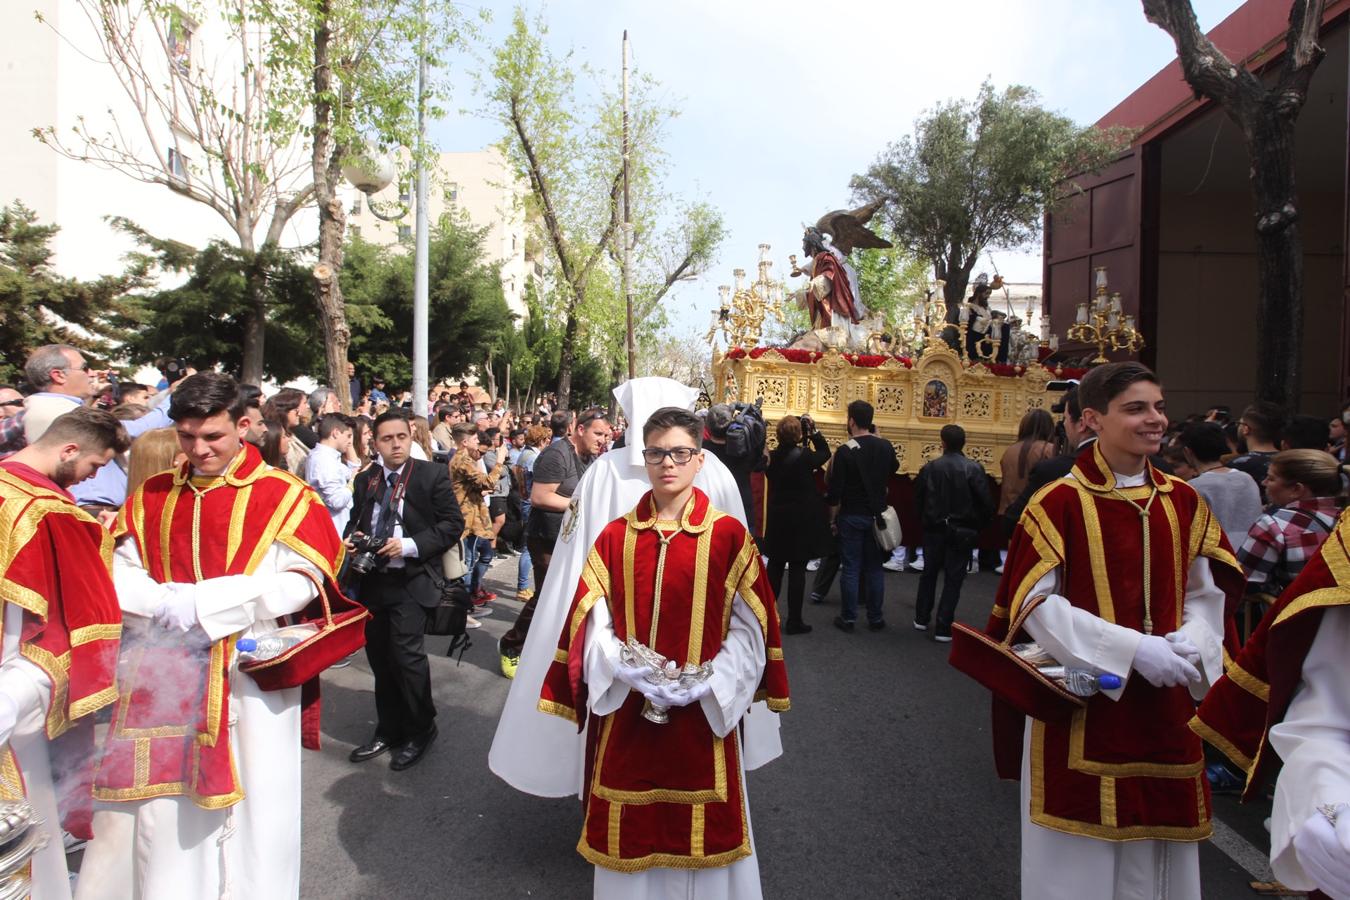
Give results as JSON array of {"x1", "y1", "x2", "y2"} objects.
[
  {"x1": 826, "y1": 400, "x2": 899, "y2": 632},
  {"x1": 345, "y1": 411, "x2": 463, "y2": 771},
  {"x1": 913, "y1": 424, "x2": 993, "y2": 641}
]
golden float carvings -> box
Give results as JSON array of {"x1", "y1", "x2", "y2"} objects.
[{"x1": 713, "y1": 340, "x2": 1061, "y2": 478}]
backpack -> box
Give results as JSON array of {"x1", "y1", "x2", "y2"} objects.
[{"x1": 725, "y1": 399, "x2": 767, "y2": 462}]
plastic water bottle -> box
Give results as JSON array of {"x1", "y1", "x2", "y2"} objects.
[
  {"x1": 236, "y1": 623, "x2": 318, "y2": 661},
  {"x1": 1038, "y1": 666, "x2": 1123, "y2": 697}
]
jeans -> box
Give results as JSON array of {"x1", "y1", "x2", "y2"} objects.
[
  {"x1": 914, "y1": 527, "x2": 972, "y2": 635},
  {"x1": 517, "y1": 501, "x2": 533, "y2": 592},
  {"x1": 462, "y1": 535, "x2": 495, "y2": 595},
  {"x1": 837, "y1": 513, "x2": 884, "y2": 624}
]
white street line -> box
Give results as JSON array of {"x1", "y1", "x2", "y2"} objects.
[{"x1": 1210, "y1": 817, "x2": 1275, "y2": 884}]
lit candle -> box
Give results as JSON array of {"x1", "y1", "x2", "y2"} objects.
[
  {"x1": 1110, "y1": 293, "x2": 1123, "y2": 316},
  {"x1": 1095, "y1": 267, "x2": 1108, "y2": 291},
  {"x1": 1040, "y1": 319, "x2": 1050, "y2": 341},
  {"x1": 1049, "y1": 334, "x2": 1059, "y2": 351},
  {"x1": 1108, "y1": 311, "x2": 1120, "y2": 330},
  {"x1": 734, "y1": 268, "x2": 746, "y2": 291},
  {"x1": 1124, "y1": 314, "x2": 1136, "y2": 331},
  {"x1": 1076, "y1": 303, "x2": 1088, "y2": 325},
  {"x1": 719, "y1": 285, "x2": 730, "y2": 304}
]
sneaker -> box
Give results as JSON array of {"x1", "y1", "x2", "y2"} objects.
[
  {"x1": 907, "y1": 558, "x2": 925, "y2": 572},
  {"x1": 1206, "y1": 762, "x2": 1243, "y2": 794},
  {"x1": 466, "y1": 616, "x2": 484, "y2": 629},
  {"x1": 994, "y1": 564, "x2": 1005, "y2": 575},
  {"x1": 934, "y1": 631, "x2": 953, "y2": 643},
  {"x1": 805, "y1": 558, "x2": 821, "y2": 572},
  {"x1": 516, "y1": 587, "x2": 534, "y2": 602},
  {"x1": 474, "y1": 589, "x2": 497, "y2": 605},
  {"x1": 912, "y1": 621, "x2": 928, "y2": 632},
  {"x1": 833, "y1": 616, "x2": 855, "y2": 633},
  {"x1": 882, "y1": 558, "x2": 905, "y2": 572},
  {"x1": 499, "y1": 641, "x2": 519, "y2": 679},
  {"x1": 867, "y1": 620, "x2": 886, "y2": 632}
]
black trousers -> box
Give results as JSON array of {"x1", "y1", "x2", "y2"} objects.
[
  {"x1": 501, "y1": 535, "x2": 554, "y2": 657},
  {"x1": 362, "y1": 570, "x2": 436, "y2": 743},
  {"x1": 914, "y1": 528, "x2": 971, "y2": 635},
  {"x1": 767, "y1": 557, "x2": 807, "y2": 626}
]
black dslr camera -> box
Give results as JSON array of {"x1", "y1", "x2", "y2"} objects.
[{"x1": 347, "y1": 533, "x2": 386, "y2": 576}]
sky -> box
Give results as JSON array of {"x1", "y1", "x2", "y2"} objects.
[{"x1": 430, "y1": 0, "x2": 1247, "y2": 337}]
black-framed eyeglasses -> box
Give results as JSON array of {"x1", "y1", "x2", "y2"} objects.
[{"x1": 641, "y1": 446, "x2": 699, "y2": 466}]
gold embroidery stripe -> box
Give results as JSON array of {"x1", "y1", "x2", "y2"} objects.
[
  {"x1": 1067, "y1": 708, "x2": 1203, "y2": 778},
  {"x1": 691, "y1": 804, "x2": 705, "y2": 857},
  {"x1": 1100, "y1": 776, "x2": 1117, "y2": 828},
  {"x1": 554, "y1": 648, "x2": 568, "y2": 664},
  {"x1": 1160, "y1": 495, "x2": 1184, "y2": 628},
  {"x1": 536, "y1": 698, "x2": 578, "y2": 723},
  {"x1": 134, "y1": 739, "x2": 150, "y2": 787},
  {"x1": 243, "y1": 482, "x2": 304, "y2": 575},
  {"x1": 1075, "y1": 488, "x2": 1115, "y2": 623},
  {"x1": 766, "y1": 647, "x2": 784, "y2": 661},
  {"x1": 1226, "y1": 662, "x2": 1270, "y2": 702},
  {"x1": 69, "y1": 623, "x2": 122, "y2": 646},
  {"x1": 225, "y1": 483, "x2": 252, "y2": 570},
  {"x1": 1273, "y1": 586, "x2": 1350, "y2": 627},
  {"x1": 157, "y1": 482, "x2": 183, "y2": 580},
  {"x1": 622, "y1": 526, "x2": 637, "y2": 634},
  {"x1": 685, "y1": 526, "x2": 713, "y2": 664},
  {"x1": 608, "y1": 802, "x2": 622, "y2": 858}
]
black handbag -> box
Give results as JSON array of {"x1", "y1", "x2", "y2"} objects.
[{"x1": 424, "y1": 579, "x2": 474, "y2": 662}]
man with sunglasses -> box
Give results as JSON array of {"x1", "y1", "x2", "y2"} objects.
[{"x1": 498, "y1": 408, "x2": 611, "y2": 676}]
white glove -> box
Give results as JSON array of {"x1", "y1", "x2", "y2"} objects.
[
  {"x1": 0, "y1": 694, "x2": 18, "y2": 746},
  {"x1": 1130, "y1": 634, "x2": 1201, "y2": 688},
  {"x1": 1294, "y1": 810, "x2": 1350, "y2": 899},
  {"x1": 153, "y1": 583, "x2": 200, "y2": 634},
  {"x1": 614, "y1": 663, "x2": 656, "y2": 695},
  {"x1": 645, "y1": 680, "x2": 714, "y2": 710},
  {"x1": 1164, "y1": 631, "x2": 1202, "y2": 666}
]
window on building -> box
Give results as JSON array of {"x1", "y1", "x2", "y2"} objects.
[
  {"x1": 512, "y1": 234, "x2": 517, "y2": 252},
  {"x1": 398, "y1": 224, "x2": 411, "y2": 241},
  {"x1": 448, "y1": 182, "x2": 459, "y2": 202},
  {"x1": 350, "y1": 225, "x2": 361, "y2": 240},
  {"x1": 398, "y1": 184, "x2": 410, "y2": 205},
  {"x1": 168, "y1": 146, "x2": 188, "y2": 182},
  {"x1": 166, "y1": 9, "x2": 194, "y2": 73},
  {"x1": 350, "y1": 194, "x2": 362, "y2": 215}
]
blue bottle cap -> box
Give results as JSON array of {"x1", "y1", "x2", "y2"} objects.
[
  {"x1": 1098, "y1": 673, "x2": 1123, "y2": 690},
  {"x1": 236, "y1": 638, "x2": 258, "y2": 653}
]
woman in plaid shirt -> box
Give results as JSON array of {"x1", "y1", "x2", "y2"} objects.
[{"x1": 1238, "y1": 450, "x2": 1345, "y2": 599}]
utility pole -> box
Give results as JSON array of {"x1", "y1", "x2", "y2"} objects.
[
  {"x1": 621, "y1": 30, "x2": 635, "y2": 380},
  {"x1": 411, "y1": 0, "x2": 430, "y2": 418}
]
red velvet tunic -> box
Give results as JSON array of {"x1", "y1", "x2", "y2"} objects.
[
  {"x1": 986, "y1": 444, "x2": 1243, "y2": 841},
  {"x1": 0, "y1": 462, "x2": 122, "y2": 837},
  {"x1": 1192, "y1": 509, "x2": 1350, "y2": 801},
  {"x1": 539, "y1": 488, "x2": 789, "y2": 873},
  {"x1": 94, "y1": 444, "x2": 344, "y2": 810}
]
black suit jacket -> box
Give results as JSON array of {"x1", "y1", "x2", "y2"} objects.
[{"x1": 346, "y1": 458, "x2": 464, "y2": 607}]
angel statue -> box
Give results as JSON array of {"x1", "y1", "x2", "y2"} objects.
[{"x1": 788, "y1": 200, "x2": 891, "y2": 351}]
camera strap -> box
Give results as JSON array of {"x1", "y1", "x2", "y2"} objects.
[{"x1": 367, "y1": 463, "x2": 413, "y2": 538}]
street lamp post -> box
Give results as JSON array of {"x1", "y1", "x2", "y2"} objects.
[{"x1": 411, "y1": 0, "x2": 429, "y2": 419}]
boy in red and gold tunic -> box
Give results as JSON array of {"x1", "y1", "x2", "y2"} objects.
[
  {"x1": 539, "y1": 406, "x2": 788, "y2": 899},
  {"x1": 978, "y1": 363, "x2": 1243, "y2": 900}
]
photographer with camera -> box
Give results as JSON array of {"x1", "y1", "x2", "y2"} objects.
[
  {"x1": 765, "y1": 414, "x2": 832, "y2": 634},
  {"x1": 345, "y1": 412, "x2": 463, "y2": 771}
]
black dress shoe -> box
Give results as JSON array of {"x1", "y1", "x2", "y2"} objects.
[
  {"x1": 350, "y1": 738, "x2": 394, "y2": 763},
  {"x1": 833, "y1": 616, "x2": 855, "y2": 633},
  {"x1": 390, "y1": 725, "x2": 438, "y2": 771},
  {"x1": 784, "y1": 621, "x2": 813, "y2": 635}
]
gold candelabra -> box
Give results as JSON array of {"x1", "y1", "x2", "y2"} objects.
[
  {"x1": 1065, "y1": 266, "x2": 1144, "y2": 365},
  {"x1": 705, "y1": 244, "x2": 785, "y2": 350}
]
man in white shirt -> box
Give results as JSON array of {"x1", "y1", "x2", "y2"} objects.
[{"x1": 306, "y1": 413, "x2": 357, "y2": 533}]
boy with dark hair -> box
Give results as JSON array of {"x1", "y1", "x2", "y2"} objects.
[
  {"x1": 1232, "y1": 400, "x2": 1285, "y2": 495},
  {"x1": 537, "y1": 405, "x2": 788, "y2": 898},
  {"x1": 968, "y1": 361, "x2": 1245, "y2": 899},
  {"x1": 1280, "y1": 413, "x2": 1331, "y2": 452},
  {"x1": 80, "y1": 371, "x2": 346, "y2": 897}
]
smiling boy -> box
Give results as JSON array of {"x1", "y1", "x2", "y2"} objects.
[
  {"x1": 980, "y1": 362, "x2": 1244, "y2": 900},
  {"x1": 537, "y1": 406, "x2": 789, "y2": 899}
]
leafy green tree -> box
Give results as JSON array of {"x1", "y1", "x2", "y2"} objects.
[
  {"x1": 110, "y1": 222, "x2": 322, "y2": 383},
  {"x1": 0, "y1": 202, "x2": 143, "y2": 380},
  {"x1": 341, "y1": 216, "x2": 515, "y2": 388},
  {"x1": 850, "y1": 81, "x2": 1128, "y2": 317},
  {"x1": 483, "y1": 8, "x2": 725, "y2": 407}
]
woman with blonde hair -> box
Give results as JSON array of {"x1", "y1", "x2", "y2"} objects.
[
  {"x1": 1238, "y1": 449, "x2": 1345, "y2": 602},
  {"x1": 410, "y1": 417, "x2": 434, "y2": 461},
  {"x1": 126, "y1": 428, "x2": 186, "y2": 496}
]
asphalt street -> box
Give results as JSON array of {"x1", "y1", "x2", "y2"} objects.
[{"x1": 301, "y1": 555, "x2": 1280, "y2": 900}]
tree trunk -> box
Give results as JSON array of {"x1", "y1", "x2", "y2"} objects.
[
  {"x1": 240, "y1": 273, "x2": 266, "y2": 384},
  {"x1": 310, "y1": 4, "x2": 352, "y2": 412},
  {"x1": 556, "y1": 290, "x2": 582, "y2": 409},
  {"x1": 1247, "y1": 110, "x2": 1303, "y2": 409}
]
